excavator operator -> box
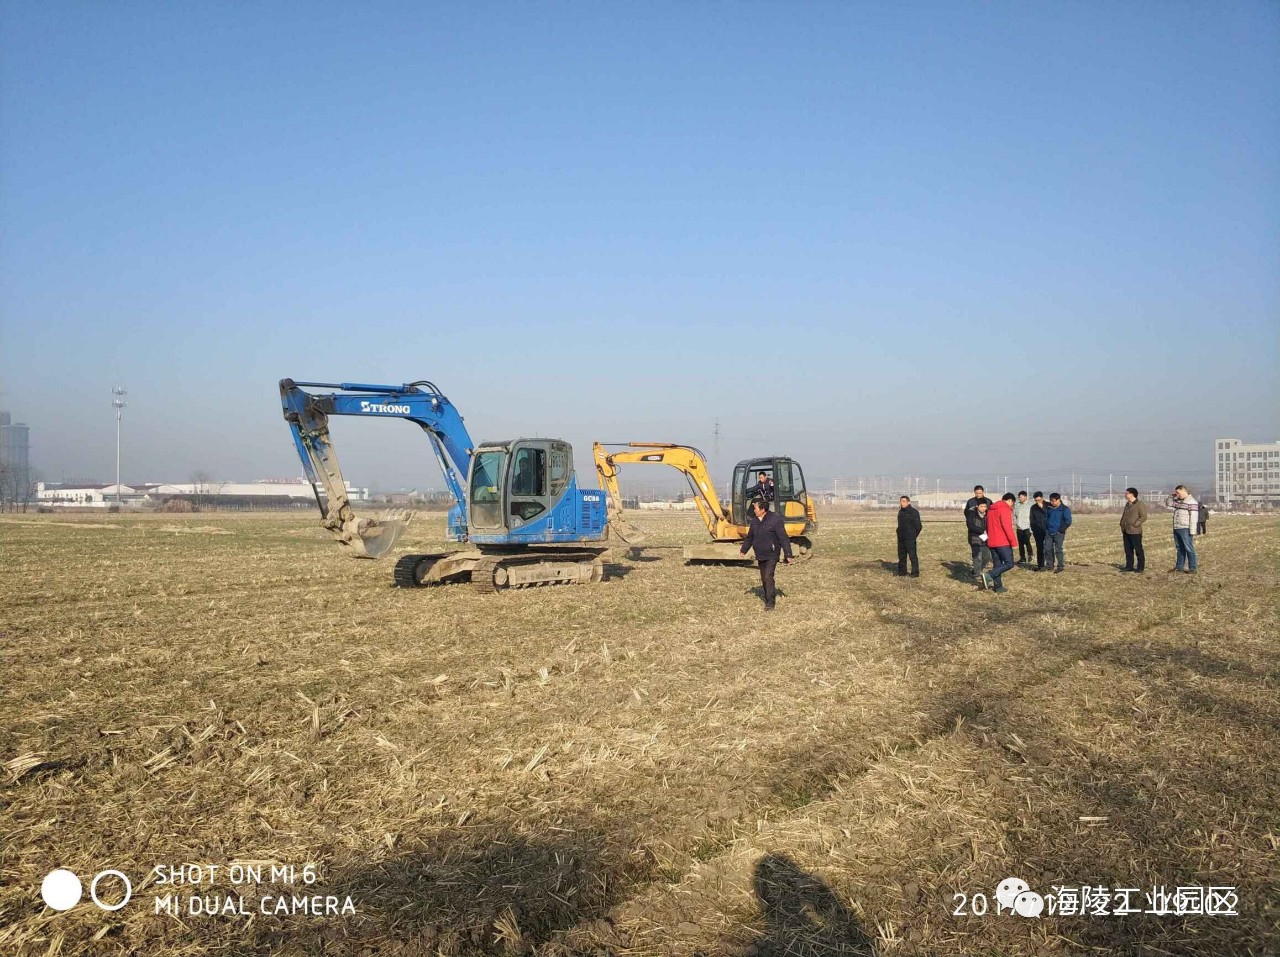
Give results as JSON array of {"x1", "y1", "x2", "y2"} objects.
[{"x1": 747, "y1": 470, "x2": 775, "y2": 504}]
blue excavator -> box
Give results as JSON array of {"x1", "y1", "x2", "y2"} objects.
[{"x1": 279, "y1": 378, "x2": 608, "y2": 592}]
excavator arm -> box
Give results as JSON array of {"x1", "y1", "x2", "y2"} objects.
[
  {"x1": 592, "y1": 442, "x2": 734, "y2": 543},
  {"x1": 280, "y1": 379, "x2": 476, "y2": 558}
]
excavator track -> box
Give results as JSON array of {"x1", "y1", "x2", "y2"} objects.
[
  {"x1": 472, "y1": 550, "x2": 605, "y2": 594},
  {"x1": 394, "y1": 553, "x2": 439, "y2": 588},
  {"x1": 393, "y1": 552, "x2": 473, "y2": 588},
  {"x1": 471, "y1": 556, "x2": 501, "y2": 595}
]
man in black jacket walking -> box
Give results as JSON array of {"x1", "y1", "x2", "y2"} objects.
[
  {"x1": 897, "y1": 495, "x2": 922, "y2": 577},
  {"x1": 739, "y1": 499, "x2": 793, "y2": 610}
]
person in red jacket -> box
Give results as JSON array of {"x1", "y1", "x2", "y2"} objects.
[{"x1": 981, "y1": 492, "x2": 1018, "y2": 593}]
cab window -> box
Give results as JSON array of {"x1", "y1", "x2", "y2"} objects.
[
  {"x1": 470, "y1": 450, "x2": 505, "y2": 528},
  {"x1": 548, "y1": 444, "x2": 571, "y2": 499},
  {"x1": 511, "y1": 447, "x2": 545, "y2": 497},
  {"x1": 775, "y1": 462, "x2": 794, "y2": 496},
  {"x1": 471, "y1": 451, "x2": 503, "y2": 503}
]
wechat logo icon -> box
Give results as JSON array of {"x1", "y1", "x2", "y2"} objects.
[{"x1": 996, "y1": 877, "x2": 1044, "y2": 917}]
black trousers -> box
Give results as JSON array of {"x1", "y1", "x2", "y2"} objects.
[
  {"x1": 1123, "y1": 532, "x2": 1145, "y2": 571},
  {"x1": 970, "y1": 542, "x2": 991, "y2": 574},
  {"x1": 1032, "y1": 529, "x2": 1046, "y2": 568},
  {"x1": 757, "y1": 559, "x2": 778, "y2": 606},
  {"x1": 897, "y1": 538, "x2": 919, "y2": 575},
  {"x1": 1017, "y1": 528, "x2": 1033, "y2": 563}
]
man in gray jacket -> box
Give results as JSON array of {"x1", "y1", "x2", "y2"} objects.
[
  {"x1": 1012, "y1": 490, "x2": 1033, "y2": 565},
  {"x1": 1164, "y1": 485, "x2": 1199, "y2": 574}
]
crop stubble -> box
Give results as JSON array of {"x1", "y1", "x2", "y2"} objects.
[{"x1": 1, "y1": 510, "x2": 1277, "y2": 955}]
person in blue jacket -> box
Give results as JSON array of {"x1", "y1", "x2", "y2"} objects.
[{"x1": 1042, "y1": 492, "x2": 1073, "y2": 573}]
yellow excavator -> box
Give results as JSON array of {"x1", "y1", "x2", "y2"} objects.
[{"x1": 593, "y1": 442, "x2": 817, "y2": 562}]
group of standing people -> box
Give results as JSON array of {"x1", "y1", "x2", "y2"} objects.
[
  {"x1": 744, "y1": 478, "x2": 1209, "y2": 610},
  {"x1": 968, "y1": 487, "x2": 1074, "y2": 582},
  {"x1": 894, "y1": 483, "x2": 1207, "y2": 593},
  {"x1": 959, "y1": 486, "x2": 1072, "y2": 591},
  {"x1": 1091, "y1": 483, "x2": 1205, "y2": 575}
]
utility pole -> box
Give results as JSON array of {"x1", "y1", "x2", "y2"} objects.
[
  {"x1": 1109, "y1": 473, "x2": 1113, "y2": 507},
  {"x1": 112, "y1": 386, "x2": 127, "y2": 507}
]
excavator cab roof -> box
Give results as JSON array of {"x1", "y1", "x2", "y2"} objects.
[{"x1": 734, "y1": 456, "x2": 796, "y2": 472}]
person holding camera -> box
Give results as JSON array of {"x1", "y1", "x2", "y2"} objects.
[{"x1": 1164, "y1": 485, "x2": 1200, "y2": 574}]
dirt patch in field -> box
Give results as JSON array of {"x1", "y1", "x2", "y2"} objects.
[{"x1": 152, "y1": 524, "x2": 232, "y2": 534}]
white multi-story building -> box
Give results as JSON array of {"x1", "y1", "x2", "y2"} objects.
[{"x1": 1214, "y1": 439, "x2": 1280, "y2": 505}]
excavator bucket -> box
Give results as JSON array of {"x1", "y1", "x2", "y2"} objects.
[
  {"x1": 334, "y1": 509, "x2": 414, "y2": 559},
  {"x1": 607, "y1": 515, "x2": 647, "y2": 547}
]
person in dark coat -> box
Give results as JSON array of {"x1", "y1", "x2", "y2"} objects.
[
  {"x1": 1120, "y1": 487, "x2": 1148, "y2": 573},
  {"x1": 963, "y1": 485, "x2": 989, "y2": 576},
  {"x1": 1197, "y1": 501, "x2": 1209, "y2": 535},
  {"x1": 896, "y1": 495, "x2": 922, "y2": 577},
  {"x1": 739, "y1": 499, "x2": 793, "y2": 610},
  {"x1": 746, "y1": 471, "x2": 775, "y2": 504},
  {"x1": 1029, "y1": 491, "x2": 1048, "y2": 570},
  {"x1": 966, "y1": 500, "x2": 991, "y2": 580},
  {"x1": 1043, "y1": 493, "x2": 1072, "y2": 573}
]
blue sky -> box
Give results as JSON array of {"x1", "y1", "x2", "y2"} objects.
[{"x1": 2, "y1": 2, "x2": 1276, "y2": 493}]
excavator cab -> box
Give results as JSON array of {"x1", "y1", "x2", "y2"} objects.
[
  {"x1": 730, "y1": 457, "x2": 813, "y2": 529},
  {"x1": 467, "y1": 438, "x2": 603, "y2": 543}
]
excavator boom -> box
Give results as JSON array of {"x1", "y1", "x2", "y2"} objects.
[
  {"x1": 280, "y1": 379, "x2": 474, "y2": 558},
  {"x1": 593, "y1": 442, "x2": 734, "y2": 542}
]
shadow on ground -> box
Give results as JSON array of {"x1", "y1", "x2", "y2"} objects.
[
  {"x1": 242, "y1": 820, "x2": 644, "y2": 956},
  {"x1": 729, "y1": 853, "x2": 876, "y2": 957}
]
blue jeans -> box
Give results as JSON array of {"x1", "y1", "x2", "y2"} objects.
[
  {"x1": 988, "y1": 546, "x2": 1015, "y2": 587},
  {"x1": 1046, "y1": 532, "x2": 1065, "y2": 570},
  {"x1": 1173, "y1": 528, "x2": 1197, "y2": 571}
]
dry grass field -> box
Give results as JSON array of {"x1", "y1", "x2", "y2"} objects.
[{"x1": 2, "y1": 509, "x2": 1278, "y2": 956}]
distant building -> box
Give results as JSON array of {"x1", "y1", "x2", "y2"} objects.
[
  {"x1": 1, "y1": 411, "x2": 32, "y2": 504},
  {"x1": 37, "y1": 483, "x2": 126, "y2": 506},
  {"x1": 1214, "y1": 438, "x2": 1280, "y2": 505},
  {"x1": 36, "y1": 479, "x2": 369, "y2": 508}
]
